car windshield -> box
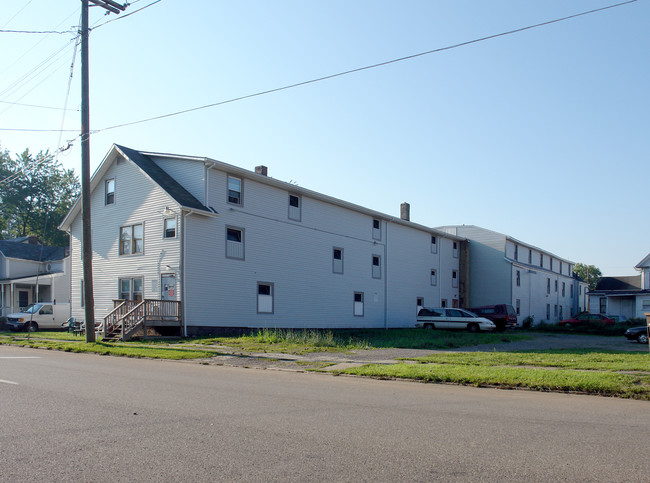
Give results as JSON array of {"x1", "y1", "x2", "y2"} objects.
[{"x1": 22, "y1": 303, "x2": 43, "y2": 314}]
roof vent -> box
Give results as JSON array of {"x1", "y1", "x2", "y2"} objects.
[{"x1": 255, "y1": 165, "x2": 268, "y2": 176}]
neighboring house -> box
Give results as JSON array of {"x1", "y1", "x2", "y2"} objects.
[
  {"x1": 59, "y1": 144, "x2": 468, "y2": 337},
  {"x1": 436, "y1": 225, "x2": 588, "y2": 324},
  {"x1": 0, "y1": 236, "x2": 70, "y2": 316},
  {"x1": 587, "y1": 253, "x2": 650, "y2": 320}
]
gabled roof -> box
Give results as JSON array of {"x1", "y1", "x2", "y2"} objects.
[
  {"x1": 59, "y1": 144, "x2": 215, "y2": 231},
  {"x1": 594, "y1": 275, "x2": 642, "y2": 292},
  {"x1": 635, "y1": 253, "x2": 650, "y2": 270},
  {"x1": 0, "y1": 240, "x2": 65, "y2": 262}
]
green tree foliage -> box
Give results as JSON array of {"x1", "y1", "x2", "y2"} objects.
[
  {"x1": 0, "y1": 147, "x2": 80, "y2": 247},
  {"x1": 573, "y1": 263, "x2": 602, "y2": 291}
]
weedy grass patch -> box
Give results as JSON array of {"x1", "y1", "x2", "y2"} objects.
[{"x1": 341, "y1": 362, "x2": 650, "y2": 399}]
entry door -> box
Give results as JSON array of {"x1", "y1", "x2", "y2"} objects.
[
  {"x1": 161, "y1": 274, "x2": 176, "y2": 301},
  {"x1": 18, "y1": 290, "x2": 29, "y2": 309}
]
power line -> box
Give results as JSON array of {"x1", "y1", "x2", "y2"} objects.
[
  {"x1": 93, "y1": 0, "x2": 639, "y2": 134},
  {"x1": 0, "y1": 100, "x2": 79, "y2": 111},
  {"x1": 0, "y1": 29, "x2": 75, "y2": 34}
]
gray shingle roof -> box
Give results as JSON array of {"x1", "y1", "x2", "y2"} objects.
[
  {"x1": 594, "y1": 275, "x2": 642, "y2": 291},
  {"x1": 0, "y1": 240, "x2": 65, "y2": 261}
]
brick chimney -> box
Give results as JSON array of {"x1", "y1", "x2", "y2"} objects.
[
  {"x1": 255, "y1": 165, "x2": 268, "y2": 176},
  {"x1": 400, "y1": 202, "x2": 410, "y2": 221}
]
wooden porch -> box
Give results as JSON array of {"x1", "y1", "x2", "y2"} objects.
[{"x1": 102, "y1": 299, "x2": 182, "y2": 341}]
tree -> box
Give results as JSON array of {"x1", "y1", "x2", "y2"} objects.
[
  {"x1": 573, "y1": 263, "x2": 602, "y2": 291},
  {"x1": 0, "y1": 147, "x2": 80, "y2": 247}
]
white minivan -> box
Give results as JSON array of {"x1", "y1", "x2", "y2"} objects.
[
  {"x1": 415, "y1": 307, "x2": 496, "y2": 332},
  {"x1": 6, "y1": 303, "x2": 71, "y2": 332}
]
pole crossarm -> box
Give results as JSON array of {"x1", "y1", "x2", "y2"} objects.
[{"x1": 89, "y1": 0, "x2": 127, "y2": 15}]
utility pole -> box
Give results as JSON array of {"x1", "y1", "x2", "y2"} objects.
[{"x1": 81, "y1": 0, "x2": 126, "y2": 343}]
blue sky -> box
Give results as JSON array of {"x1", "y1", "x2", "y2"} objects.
[{"x1": 1, "y1": 1, "x2": 648, "y2": 276}]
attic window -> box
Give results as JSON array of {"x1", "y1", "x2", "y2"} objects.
[{"x1": 105, "y1": 179, "x2": 115, "y2": 205}]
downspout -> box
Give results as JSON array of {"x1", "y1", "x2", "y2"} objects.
[{"x1": 181, "y1": 209, "x2": 188, "y2": 337}]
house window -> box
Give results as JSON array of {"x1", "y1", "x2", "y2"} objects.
[
  {"x1": 119, "y1": 277, "x2": 143, "y2": 301},
  {"x1": 599, "y1": 297, "x2": 607, "y2": 314},
  {"x1": 257, "y1": 282, "x2": 274, "y2": 314},
  {"x1": 105, "y1": 178, "x2": 115, "y2": 205},
  {"x1": 353, "y1": 292, "x2": 364, "y2": 317},
  {"x1": 372, "y1": 255, "x2": 381, "y2": 279},
  {"x1": 516, "y1": 270, "x2": 520, "y2": 287},
  {"x1": 641, "y1": 299, "x2": 650, "y2": 310},
  {"x1": 431, "y1": 236, "x2": 437, "y2": 254},
  {"x1": 227, "y1": 176, "x2": 242, "y2": 205},
  {"x1": 554, "y1": 304, "x2": 558, "y2": 317},
  {"x1": 372, "y1": 219, "x2": 381, "y2": 241},
  {"x1": 550, "y1": 258, "x2": 554, "y2": 272},
  {"x1": 417, "y1": 297, "x2": 424, "y2": 310},
  {"x1": 452, "y1": 270, "x2": 459, "y2": 288},
  {"x1": 288, "y1": 194, "x2": 301, "y2": 221},
  {"x1": 547, "y1": 278, "x2": 550, "y2": 294},
  {"x1": 528, "y1": 249, "x2": 532, "y2": 264},
  {"x1": 562, "y1": 282, "x2": 565, "y2": 297},
  {"x1": 430, "y1": 269, "x2": 437, "y2": 286},
  {"x1": 333, "y1": 247, "x2": 343, "y2": 274},
  {"x1": 514, "y1": 245, "x2": 518, "y2": 261},
  {"x1": 554, "y1": 280, "x2": 558, "y2": 292},
  {"x1": 559, "y1": 261, "x2": 563, "y2": 274},
  {"x1": 119, "y1": 223, "x2": 143, "y2": 255},
  {"x1": 441, "y1": 299, "x2": 447, "y2": 308},
  {"x1": 546, "y1": 304, "x2": 550, "y2": 320},
  {"x1": 559, "y1": 305, "x2": 563, "y2": 319},
  {"x1": 163, "y1": 217, "x2": 176, "y2": 238},
  {"x1": 516, "y1": 299, "x2": 520, "y2": 316},
  {"x1": 540, "y1": 254, "x2": 544, "y2": 268},
  {"x1": 453, "y1": 241, "x2": 459, "y2": 258},
  {"x1": 226, "y1": 227, "x2": 244, "y2": 259}
]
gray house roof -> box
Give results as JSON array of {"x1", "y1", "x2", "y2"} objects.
[{"x1": 0, "y1": 240, "x2": 65, "y2": 262}]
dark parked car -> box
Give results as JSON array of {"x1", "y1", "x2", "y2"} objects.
[
  {"x1": 559, "y1": 313, "x2": 614, "y2": 327},
  {"x1": 470, "y1": 304, "x2": 517, "y2": 331},
  {"x1": 624, "y1": 326, "x2": 649, "y2": 344}
]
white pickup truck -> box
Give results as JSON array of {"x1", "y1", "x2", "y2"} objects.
[{"x1": 6, "y1": 303, "x2": 71, "y2": 332}]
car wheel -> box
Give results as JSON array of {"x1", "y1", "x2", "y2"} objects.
[
  {"x1": 424, "y1": 323, "x2": 435, "y2": 330},
  {"x1": 637, "y1": 333, "x2": 649, "y2": 344},
  {"x1": 467, "y1": 323, "x2": 479, "y2": 333},
  {"x1": 25, "y1": 322, "x2": 38, "y2": 332}
]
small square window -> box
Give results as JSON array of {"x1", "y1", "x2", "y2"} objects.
[
  {"x1": 163, "y1": 217, "x2": 176, "y2": 238},
  {"x1": 105, "y1": 178, "x2": 115, "y2": 205}
]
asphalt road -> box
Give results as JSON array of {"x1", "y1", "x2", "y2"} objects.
[{"x1": 1, "y1": 345, "x2": 649, "y2": 482}]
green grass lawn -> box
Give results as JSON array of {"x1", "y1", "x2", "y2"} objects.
[{"x1": 339, "y1": 349, "x2": 650, "y2": 399}]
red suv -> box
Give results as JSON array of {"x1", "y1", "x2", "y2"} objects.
[{"x1": 469, "y1": 304, "x2": 518, "y2": 331}]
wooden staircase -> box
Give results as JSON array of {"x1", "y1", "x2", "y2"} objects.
[{"x1": 103, "y1": 299, "x2": 182, "y2": 341}]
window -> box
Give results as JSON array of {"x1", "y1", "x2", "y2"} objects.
[
  {"x1": 372, "y1": 219, "x2": 381, "y2": 240},
  {"x1": 353, "y1": 292, "x2": 364, "y2": 316},
  {"x1": 257, "y1": 283, "x2": 274, "y2": 313},
  {"x1": 288, "y1": 194, "x2": 301, "y2": 221},
  {"x1": 372, "y1": 255, "x2": 381, "y2": 279},
  {"x1": 105, "y1": 178, "x2": 115, "y2": 205},
  {"x1": 562, "y1": 282, "x2": 565, "y2": 297},
  {"x1": 546, "y1": 304, "x2": 550, "y2": 320},
  {"x1": 642, "y1": 299, "x2": 650, "y2": 310},
  {"x1": 226, "y1": 227, "x2": 244, "y2": 259},
  {"x1": 333, "y1": 247, "x2": 343, "y2": 274},
  {"x1": 163, "y1": 217, "x2": 176, "y2": 238},
  {"x1": 430, "y1": 269, "x2": 437, "y2": 286},
  {"x1": 441, "y1": 299, "x2": 447, "y2": 308},
  {"x1": 554, "y1": 304, "x2": 558, "y2": 317},
  {"x1": 559, "y1": 261, "x2": 563, "y2": 274},
  {"x1": 431, "y1": 236, "x2": 437, "y2": 254},
  {"x1": 554, "y1": 280, "x2": 558, "y2": 292},
  {"x1": 528, "y1": 249, "x2": 532, "y2": 264},
  {"x1": 119, "y1": 277, "x2": 143, "y2": 301},
  {"x1": 452, "y1": 270, "x2": 459, "y2": 288},
  {"x1": 559, "y1": 305, "x2": 563, "y2": 319},
  {"x1": 599, "y1": 297, "x2": 607, "y2": 314},
  {"x1": 453, "y1": 241, "x2": 459, "y2": 258},
  {"x1": 514, "y1": 245, "x2": 518, "y2": 261},
  {"x1": 550, "y1": 258, "x2": 554, "y2": 271},
  {"x1": 516, "y1": 270, "x2": 520, "y2": 287},
  {"x1": 227, "y1": 176, "x2": 242, "y2": 205},
  {"x1": 540, "y1": 254, "x2": 544, "y2": 268},
  {"x1": 417, "y1": 297, "x2": 424, "y2": 309},
  {"x1": 516, "y1": 299, "x2": 520, "y2": 316},
  {"x1": 547, "y1": 278, "x2": 551, "y2": 294},
  {"x1": 120, "y1": 224, "x2": 143, "y2": 255}
]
